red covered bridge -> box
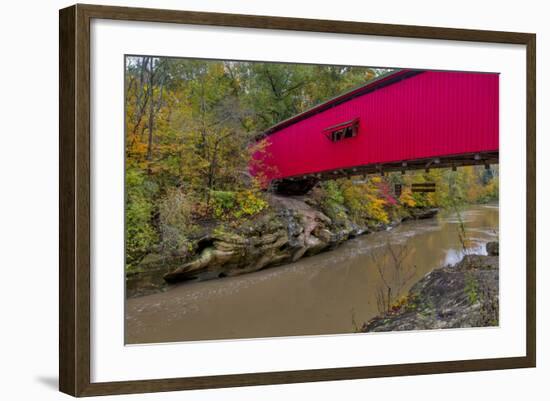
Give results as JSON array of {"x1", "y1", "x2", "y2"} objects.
[{"x1": 251, "y1": 69, "x2": 499, "y2": 194}]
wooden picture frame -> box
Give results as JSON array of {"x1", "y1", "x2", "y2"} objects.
[{"x1": 59, "y1": 3, "x2": 536, "y2": 397}]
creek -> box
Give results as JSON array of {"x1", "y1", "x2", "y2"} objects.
[{"x1": 125, "y1": 203, "x2": 498, "y2": 344}]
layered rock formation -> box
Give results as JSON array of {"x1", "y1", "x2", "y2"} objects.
[{"x1": 127, "y1": 194, "x2": 438, "y2": 297}]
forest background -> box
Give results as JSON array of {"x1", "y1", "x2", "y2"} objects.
[{"x1": 125, "y1": 57, "x2": 499, "y2": 270}]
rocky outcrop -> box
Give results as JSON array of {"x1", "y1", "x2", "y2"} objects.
[
  {"x1": 163, "y1": 195, "x2": 362, "y2": 283},
  {"x1": 127, "y1": 194, "x2": 438, "y2": 295},
  {"x1": 361, "y1": 243, "x2": 499, "y2": 332},
  {"x1": 400, "y1": 207, "x2": 439, "y2": 222}
]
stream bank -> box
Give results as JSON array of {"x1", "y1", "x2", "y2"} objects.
[
  {"x1": 127, "y1": 194, "x2": 438, "y2": 298},
  {"x1": 362, "y1": 241, "x2": 499, "y2": 332}
]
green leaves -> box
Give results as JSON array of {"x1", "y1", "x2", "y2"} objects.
[
  {"x1": 125, "y1": 168, "x2": 158, "y2": 268},
  {"x1": 211, "y1": 190, "x2": 268, "y2": 220}
]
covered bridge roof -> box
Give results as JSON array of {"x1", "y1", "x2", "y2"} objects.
[{"x1": 257, "y1": 69, "x2": 422, "y2": 139}]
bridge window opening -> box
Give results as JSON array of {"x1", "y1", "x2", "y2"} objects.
[
  {"x1": 325, "y1": 119, "x2": 359, "y2": 142},
  {"x1": 344, "y1": 126, "x2": 355, "y2": 138}
]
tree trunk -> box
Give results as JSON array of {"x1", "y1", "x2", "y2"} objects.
[{"x1": 146, "y1": 60, "x2": 155, "y2": 173}]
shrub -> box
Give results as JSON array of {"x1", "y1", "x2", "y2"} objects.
[
  {"x1": 324, "y1": 180, "x2": 345, "y2": 205},
  {"x1": 399, "y1": 187, "x2": 417, "y2": 207},
  {"x1": 335, "y1": 178, "x2": 390, "y2": 225},
  {"x1": 365, "y1": 193, "x2": 390, "y2": 224},
  {"x1": 158, "y1": 188, "x2": 197, "y2": 254},
  {"x1": 211, "y1": 190, "x2": 237, "y2": 219},
  {"x1": 125, "y1": 168, "x2": 158, "y2": 268},
  {"x1": 377, "y1": 180, "x2": 397, "y2": 206},
  {"x1": 234, "y1": 190, "x2": 268, "y2": 218},
  {"x1": 211, "y1": 189, "x2": 268, "y2": 220},
  {"x1": 318, "y1": 181, "x2": 348, "y2": 224}
]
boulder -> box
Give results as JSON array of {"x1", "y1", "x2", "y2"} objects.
[
  {"x1": 411, "y1": 207, "x2": 439, "y2": 220},
  {"x1": 486, "y1": 241, "x2": 499, "y2": 256},
  {"x1": 163, "y1": 195, "x2": 338, "y2": 283}
]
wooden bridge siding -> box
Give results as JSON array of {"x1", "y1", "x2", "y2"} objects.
[{"x1": 255, "y1": 71, "x2": 499, "y2": 181}]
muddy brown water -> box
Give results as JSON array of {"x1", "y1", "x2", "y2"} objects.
[{"x1": 125, "y1": 203, "x2": 498, "y2": 344}]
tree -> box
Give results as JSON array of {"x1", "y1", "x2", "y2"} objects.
[{"x1": 123, "y1": 57, "x2": 399, "y2": 269}]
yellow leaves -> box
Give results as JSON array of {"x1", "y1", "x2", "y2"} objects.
[
  {"x1": 234, "y1": 190, "x2": 268, "y2": 218},
  {"x1": 211, "y1": 62, "x2": 226, "y2": 76},
  {"x1": 338, "y1": 178, "x2": 390, "y2": 225},
  {"x1": 366, "y1": 194, "x2": 389, "y2": 224},
  {"x1": 130, "y1": 140, "x2": 148, "y2": 155},
  {"x1": 211, "y1": 190, "x2": 268, "y2": 220},
  {"x1": 426, "y1": 192, "x2": 437, "y2": 207},
  {"x1": 481, "y1": 179, "x2": 498, "y2": 199},
  {"x1": 370, "y1": 176, "x2": 382, "y2": 184},
  {"x1": 390, "y1": 295, "x2": 411, "y2": 313},
  {"x1": 399, "y1": 188, "x2": 417, "y2": 208}
]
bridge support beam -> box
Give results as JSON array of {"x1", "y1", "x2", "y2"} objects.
[{"x1": 267, "y1": 151, "x2": 498, "y2": 195}]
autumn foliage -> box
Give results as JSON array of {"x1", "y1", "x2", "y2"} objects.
[
  {"x1": 124, "y1": 57, "x2": 389, "y2": 269},
  {"x1": 124, "y1": 56, "x2": 498, "y2": 270}
]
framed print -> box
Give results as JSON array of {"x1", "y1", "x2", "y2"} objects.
[{"x1": 59, "y1": 4, "x2": 536, "y2": 397}]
